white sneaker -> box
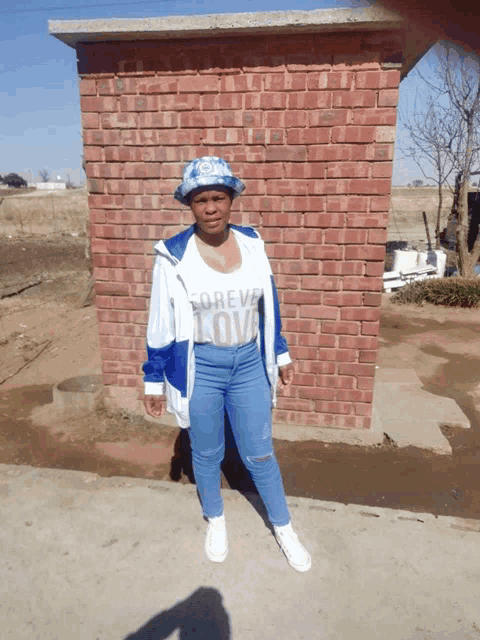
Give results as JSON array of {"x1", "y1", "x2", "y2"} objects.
[
  {"x1": 274, "y1": 522, "x2": 312, "y2": 572},
  {"x1": 205, "y1": 514, "x2": 228, "y2": 563}
]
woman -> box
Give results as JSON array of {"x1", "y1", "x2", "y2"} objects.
[{"x1": 143, "y1": 157, "x2": 311, "y2": 572}]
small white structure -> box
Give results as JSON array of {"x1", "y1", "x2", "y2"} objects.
[
  {"x1": 383, "y1": 250, "x2": 447, "y2": 292},
  {"x1": 35, "y1": 182, "x2": 66, "y2": 190}
]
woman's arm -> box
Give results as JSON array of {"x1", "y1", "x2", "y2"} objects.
[{"x1": 142, "y1": 252, "x2": 175, "y2": 417}]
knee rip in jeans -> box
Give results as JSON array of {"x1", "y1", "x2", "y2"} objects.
[{"x1": 247, "y1": 453, "x2": 273, "y2": 464}]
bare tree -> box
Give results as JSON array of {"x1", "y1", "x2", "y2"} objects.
[
  {"x1": 400, "y1": 81, "x2": 457, "y2": 249},
  {"x1": 38, "y1": 168, "x2": 51, "y2": 183},
  {"x1": 439, "y1": 45, "x2": 480, "y2": 275},
  {"x1": 401, "y1": 42, "x2": 480, "y2": 273}
]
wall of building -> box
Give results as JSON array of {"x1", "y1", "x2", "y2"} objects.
[{"x1": 77, "y1": 30, "x2": 401, "y2": 429}]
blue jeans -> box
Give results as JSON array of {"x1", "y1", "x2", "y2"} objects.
[{"x1": 188, "y1": 341, "x2": 291, "y2": 526}]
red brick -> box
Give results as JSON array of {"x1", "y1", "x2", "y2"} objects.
[
  {"x1": 323, "y1": 292, "x2": 363, "y2": 306},
  {"x1": 300, "y1": 305, "x2": 338, "y2": 320},
  {"x1": 343, "y1": 277, "x2": 382, "y2": 292},
  {"x1": 308, "y1": 71, "x2": 354, "y2": 90},
  {"x1": 300, "y1": 276, "x2": 341, "y2": 291},
  {"x1": 332, "y1": 91, "x2": 376, "y2": 109},
  {"x1": 87, "y1": 163, "x2": 123, "y2": 179},
  {"x1": 95, "y1": 282, "x2": 130, "y2": 296},
  {"x1": 283, "y1": 197, "x2": 325, "y2": 212},
  {"x1": 308, "y1": 144, "x2": 367, "y2": 162},
  {"x1": 352, "y1": 108, "x2": 397, "y2": 126},
  {"x1": 322, "y1": 261, "x2": 363, "y2": 276},
  {"x1": 100, "y1": 113, "x2": 137, "y2": 129},
  {"x1": 264, "y1": 73, "x2": 307, "y2": 91},
  {"x1": 339, "y1": 335, "x2": 377, "y2": 349},
  {"x1": 325, "y1": 229, "x2": 367, "y2": 244},
  {"x1": 372, "y1": 163, "x2": 393, "y2": 179},
  {"x1": 347, "y1": 214, "x2": 388, "y2": 229},
  {"x1": 340, "y1": 307, "x2": 380, "y2": 321},
  {"x1": 355, "y1": 70, "x2": 400, "y2": 89},
  {"x1": 331, "y1": 126, "x2": 376, "y2": 144},
  {"x1": 220, "y1": 75, "x2": 262, "y2": 92},
  {"x1": 265, "y1": 146, "x2": 307, "y2": 162},
  {"x1": 357, "y1": 376, "x2": 375, "y2": 390},
  {"x1": 286, "y1": 129, "x2": 330, "y2": 145},
  {"x1": 285, "y1": 111, "x2": 308, "y2": 128},
  {"x1": 345, "y1": 245, "x2": 385, "y2": 261},
  {"x1": 304, "y1": 245, "x2": 343, "y2": 260},
  {"x1": 378, "y1": 89, "x2": 399, "y2": 107},
  {"x1": 284, "y1": 319, "x2": 318, "y2": 333},
  {"x1": 315, "y1": 401, "x2": 353, "y2": 414},
  {"x1": 354, "y1": 403, "x2": 372, "y2": 417},
  {"x1": 137, "y1": 77, "x2": 178, "y2": 93},
  {"x1": 334, "y1": 389, "x2": 373, "y2": 402},
  {"x1": 297, "y1": 361, "x2": 336, "y2": 374},
  {"x1": 368, "y1": 229, "x2": 388, "y2": 244},
  {"x1": 326, "y1": 195, "x2": 369, "y2": 212},
  {"x1": 79, "y1": 78, "x2": 96, "y2": 95},
  {"x1": 288, "y1": 92, "x2": 332, "y2": 109},
  {"x1": 262, "y1": 213, "x2": 302, "y2": 227},
  {"x1": 266, "y1": 179, "x2": 310, "y2": 196},
  {"x1": 365, "y1": 262, "x2": 384, "y2": 277},
  {"x1": 361, "y1": 321, "x2": 380, "y2": 336},
  {"x1": 299, "y1": 388, "x2": 335, "y2": 401},
  {"x1": 84, "y1": 147, "x2": 104, "y2": 162},
  {"x1": 123, "y1": 164, "x2": 162, "y2": 179},
  {"x1": 308, "y1": 109, "x2": 348, "y2": 127},
  {"x1": 316, "y1": 349, "x2": 355, "y2": 363},
  {"x1": 87, "y1": 178, "x2": 105, "y2": 194},
  {"x1": 84, "y1": 130, "x2": 121, "y2": 146},
  {"x1": 80, "y1": 96, "x2": 117, "y2": 112},
  {"x1": 138, "y1": 112, "x2": 179, "y2": 128},
  {"x1": 82, "y1": 113, "x2": 100, "y2": 129},
  {"x1": 327, "y1": 162, "x2": 370, "y2": 179},
  {"x1": 289, "y1": 346, "x2": 319, "y2": 360},
  {"x1": 321, "y1": 321, "x2": 359, "y2": 335},
  {"x1": 284, "y1": 290, "x2": 323, "y2": 305},
  {"x1": 277, "y1": 398, "x2": 314, "y2": 412},
  {"x1": 370, "y1": 196, "x2": 391, "y2": 212},
  {"x1": 366, "y1": 144, "x2": 394, "y2": 162},
  {"x1": 338, "y1": 362, "x2": 375, "y2": 377},
  {"x1": 284, "y1": 229, "x2": 323, "y2": 243},
  {"x1": 304, "y1": 213, "x2": 345, "y2": 228},
  {"x1": 266, "y1": 244, "x2": 302, "y2": 259},
  {"x1": 364, "y1": 292, "x2": 382, "y2": 307},
  {"x1": 178, "y1": 75, "x2": 220, "y2": 93}
]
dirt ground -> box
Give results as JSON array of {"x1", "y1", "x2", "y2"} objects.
[{"x1": 1, "y1": 235, "x2": 480, "y2": 522}]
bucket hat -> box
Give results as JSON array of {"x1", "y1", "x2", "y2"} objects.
[{"x1": 174, "y1": 156, "x2": 245, "y2": 205}]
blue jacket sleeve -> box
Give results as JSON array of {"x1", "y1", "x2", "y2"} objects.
[{"x1": 142, "y1": 252, "x2": 176, "y2": 395}]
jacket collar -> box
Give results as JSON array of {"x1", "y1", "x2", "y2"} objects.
[{"x1": 155, "y1": 224, "x2": 260, "y2": 263}]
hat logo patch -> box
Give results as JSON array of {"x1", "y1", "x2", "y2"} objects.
[{"x1": 198, "y1": 161, "x2": 213, "y2": 174}]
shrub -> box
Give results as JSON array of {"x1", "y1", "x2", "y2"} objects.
[{"x1": 391, "y1": 277, "x2": 480, "y2": 308}]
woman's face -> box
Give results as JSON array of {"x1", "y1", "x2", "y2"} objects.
[{"x1": 189, "y1": 187, "x2": 233, "y2": 238}]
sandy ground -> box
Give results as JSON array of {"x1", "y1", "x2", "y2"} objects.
[{"x1": 1, "y1": 235, "x2": 480, "y2": 522}]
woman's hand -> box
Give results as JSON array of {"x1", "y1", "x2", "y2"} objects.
[
  {"x1": 278, "y1": 363, "x2": 294, "y2": 388},
  {"x1": 143, "y1": 395, "x2": 165, "y2": 418}
]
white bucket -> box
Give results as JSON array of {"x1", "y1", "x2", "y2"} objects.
[{"x1": 392, "y1": 250, "x2": 418, "y2": 272}]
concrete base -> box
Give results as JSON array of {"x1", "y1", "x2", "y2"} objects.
[
  {"x1": 372, "y1": 368, "x2": 470, "y2": 455},
  {"x1": 2, "y1": 463, "x2": 480, "y2": 640}
]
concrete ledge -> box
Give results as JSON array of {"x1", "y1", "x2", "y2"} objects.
[
  {"x1": 273, "y1": 423, "x2": 384, "y2": 447},
  {"x1": 372, "y1": 368, "x2": 471, "y2": 456},
  {"x1": 49, "y1": 7, "x2": 404, "y2": 48}
]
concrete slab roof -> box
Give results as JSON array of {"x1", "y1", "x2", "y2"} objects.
[{"x1": 49, "y1": 7, "x2": 405, "y2": 49}]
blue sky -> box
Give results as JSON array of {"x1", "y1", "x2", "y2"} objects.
[{"x1": 1, "y1": 0, "x2": 428, "y2": 186}]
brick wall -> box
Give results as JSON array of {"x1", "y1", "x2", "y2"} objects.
[{"x1": 77, "y1": 30, "x2": 401, "y2": 430}]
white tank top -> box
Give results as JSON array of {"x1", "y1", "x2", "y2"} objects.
[{"x1": 187, "y1": 237, "x2": 263, "y2": 347}]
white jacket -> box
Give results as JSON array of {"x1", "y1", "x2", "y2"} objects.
[{"x1": 143, "y1": 224, "x2": 291, "y2": 428}]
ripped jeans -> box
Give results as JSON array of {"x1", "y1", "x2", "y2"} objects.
[{"x1": 188, "y1": 340, "x2": 291, "y2": 526}]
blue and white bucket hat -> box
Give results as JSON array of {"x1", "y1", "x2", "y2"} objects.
[{"x1": 174, "y1": 156, "x2": 245, "y2": 205}]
